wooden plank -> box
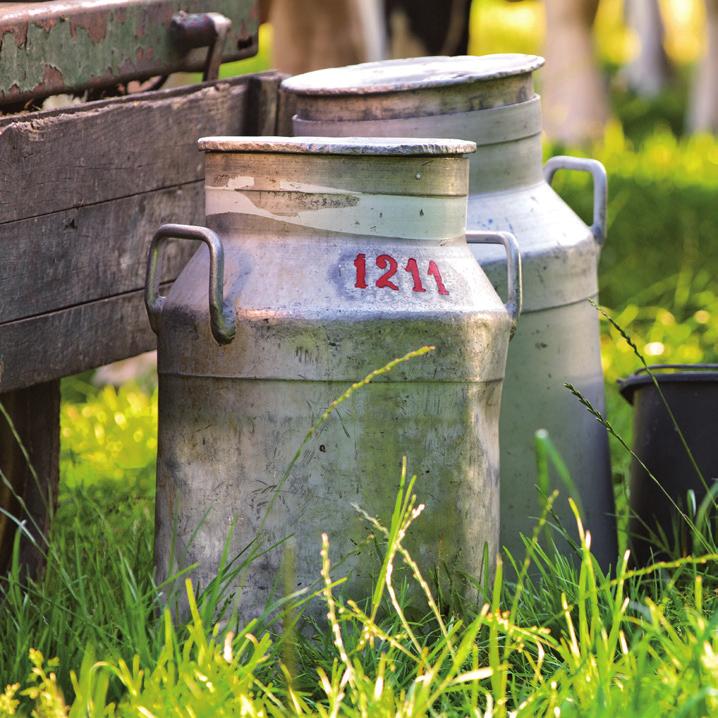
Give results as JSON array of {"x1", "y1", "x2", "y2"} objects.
[
  {"x1": 0, "y1": 75, "x2": 251, "y2": 223},
  {"x1": 0, "y1": 182, "x2": 201, "y2": 324},
  {"x1": 0, "y1": 0, "x2": 259, "y2": 106},
  {"x1": 0, "y1": 285, "x2": 171, "y2": 394},
  {"x1": 0, "y1": 70, "x2": 284, "y2": 392},
  {"x1": 245, "y1": 72, "x2": 288, "y2": 136},
  {"x1": 276, "y1": 83, "x2": 298, "y2": 137},
  {"x1": 0, "y1": 380, "x2": 60, "y2": 577}
]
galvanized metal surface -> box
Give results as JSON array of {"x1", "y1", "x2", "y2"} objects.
[
  {"x1": 280, "y1": 54, "x2": 543, "y2": 129},
  {"x1": 197, "y1": 135, "x2": 476, "y2": 155},
  {"x1": 292, "y1": 97, "x2": 544, "y2": 147},
  {"x1": 466, "y1": 230, "x2": 522, "y2": 335},
  {"x1": 151, "y1": 138, "x2": 515, "y2": 619},
  {"x1": 146, "y1": 223, "x2": 236, "y2": 344},
  {"x1": 0, "y1": 0, "x2": 258, "y2": 105},
  {"x1": 282, "y1": 54, "x2": 545, "y2": 96},
  {"x1": 544, "y1": 155, "x2": 608, "y2": 246},
  {"x1": 283, "y1": 54, "x2": 618, "y2": 569}
]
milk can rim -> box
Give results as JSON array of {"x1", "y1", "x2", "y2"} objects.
[
  {"x1": 281, "y1": 54, "x2": 545, "y2": 96},
  {"x1": 198, "y1": 136, "x2": 477, "y2": 156}
]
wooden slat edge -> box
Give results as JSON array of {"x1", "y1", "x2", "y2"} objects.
[{"x1": 0, "y1": 287, "x2": 168, "y2": 392}]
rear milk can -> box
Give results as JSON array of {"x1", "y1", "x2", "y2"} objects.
[
  {"x1": 282, "y1": 54, "x2": 617, "y2": 567},
  {"x1": 146, "y1": 137, "x2": 521, "y2": 618}
]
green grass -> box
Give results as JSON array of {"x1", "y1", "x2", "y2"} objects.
[
  {"x1": 3, "y1": 451, "x2": 718, "y2": 716},
  {"x1": 2, "y1": 307, "x2": 718, "y2": 715}
]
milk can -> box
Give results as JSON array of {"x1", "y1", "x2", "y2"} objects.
[
  {"x1": 146, "y1": 137, "x2": 521, "y2": 619},
  {"x1": 282, "y1": 55, "x2": 617, "y2": 568}
]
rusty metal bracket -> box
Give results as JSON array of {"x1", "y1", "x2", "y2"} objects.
[
  {"x1": 170, "y1": 12, "x2": 231, "y2": 82},
  {"x1": 0, "y1": 0, "x2": 258, "y2": 107}
]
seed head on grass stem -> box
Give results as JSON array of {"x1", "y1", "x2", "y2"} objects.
[
  {"x1": 564, "y1": 381, "x2": 709, "y2": 555},
  {"x1": 593, "y1": 298, "x2": 708, "y2": 494},
  {"x1": 353, "y1": 457, "x2": 454, "y2": 662}
]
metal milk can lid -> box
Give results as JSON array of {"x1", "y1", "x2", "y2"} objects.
[
  {"x1": 281, "y1": 55, "x2": 545, "y2": 149},
  {"x1": 198, "y1": 136, "x2": 476, "y2": 155},
  {"x1": 281, "y1": 54, "x2": 545, "y2": 96}
]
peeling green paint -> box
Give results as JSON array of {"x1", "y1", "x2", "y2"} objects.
[{"x1": 0, "y1": 0, "x2": 258, "y2": 103}]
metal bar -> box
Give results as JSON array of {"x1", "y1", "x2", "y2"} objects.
[
  {"x1": 0, "y1": 0, "x2": 259, "y2": 106},
  {"x1": 170, "y1": 11, "x2": 232, "y2": 81}
]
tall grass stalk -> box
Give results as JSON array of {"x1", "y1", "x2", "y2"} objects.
[{"x1": 3, "y1": 458, "x2": 718, "y2": 715}]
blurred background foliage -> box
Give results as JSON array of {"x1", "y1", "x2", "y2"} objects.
[
  {"x1": 470, "y1": 0, "x2": 705, "y2": 65},
  {"x1": 60, "y1": 0, "x2": 718, "y2": 496},
  {"x1": 61, "y1": 378, "x2": 158, "y2": 504}
]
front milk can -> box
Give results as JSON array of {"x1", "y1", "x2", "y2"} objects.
[
  {"x1": 282, "y1": 55, "x2": 617, "y2": 568},
  {"x1": 146, "y1": 137, "x2": 520, "y2": 618}
]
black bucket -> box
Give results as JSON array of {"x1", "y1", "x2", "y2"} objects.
[{"x1": 618, "y1": 364, "x2": 718, "y2": 565}]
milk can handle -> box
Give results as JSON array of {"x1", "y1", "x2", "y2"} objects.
[
  {"x1": 543, "y1": 156, "x2": 607, "y2": 246},
  {"x1": 466, "y1": 230, "x2": 522, "y2": 337},
  {"x1": 145, "y1": 223, "x2": 236, "y2": 345}
]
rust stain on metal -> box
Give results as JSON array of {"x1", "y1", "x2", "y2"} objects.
[
  {"x1": 0, "y1": 0, "x2": 259, "y2": 104},
  {"x1": 36, "y1": 17, "x2": 59, "y2": 32},
  {"x1": 144, "y1": 3, "x2": 174, "y2": 32},
  {"x1": 69, "y1": 15, "x2": 109, "y2": 43},
  {"x1": 12, "y1": 63, "x2": 67, "y2": 99},
  {"x1": 41, "y1": 65, "x2": 65, "y2": 90},
  {"x1": 4, "y1": 24, "x2": 27, "y2": 48},
  {"x1": 135, "y1": 45, "x2": 155, "y2": 63},
  {"x1": 118, "y1": 57, "x2": 139, "y2": 76}
]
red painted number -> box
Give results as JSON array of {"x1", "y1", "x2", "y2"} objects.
[
  {"x1": 375, "y1": 254, "x2": 399, "y2": 290},
  {"x1": 353, "y1": 253, "x2": 367, "y2": 288},
  {"x1": 352, "y1": 253, "x2": 449, "y2": 295},
  {"x1": 404, "y1": 258, "x2": 426, "y2": 292},
  {"x1": 427, "y1": 260, "x2": 449, "y2": 295}
]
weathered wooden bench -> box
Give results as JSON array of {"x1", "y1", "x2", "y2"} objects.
[{"x1": 0, "y1": 0, "x2": 282, "y2": 573}]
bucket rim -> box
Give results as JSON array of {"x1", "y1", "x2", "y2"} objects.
[{"x1": 618, "y1": 364, "x2": 718, "y2": 404}]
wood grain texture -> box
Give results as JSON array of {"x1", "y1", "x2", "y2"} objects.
[
  {"x1": 0, "y1": 380, "x2": 60, "y2": 576},
  {"x1": 245, "y1": 72, "x2": 287, "y2": 136},
  {"x1": 0, "y1": 285, "x2": 171, "y2": 393},
  {"x1": 0, "y1": 72, "x2": 284, "y2": 391},
  {"x1": 0, "y1": 182, "x2": 201, "y2": 324},
  {"x1": 0, "y1": 76, "x2": 250, "y2": 224}
]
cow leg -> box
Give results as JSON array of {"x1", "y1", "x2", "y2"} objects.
[
  {"x1": 688, "y1": 0, "x2": 718, "y2": 133},
  {"x1": 542, "y1": 0, "x2": 610, "y2": 144},
  {"x1": 386, "y1": 0, "x2": 472, "y2": 58},
  {"x1": 269, "y1": 0, "x2": 380, "y2": 74},
  {"x1": 623, "y1": 0, "x2": 671, "y2": 97}
]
